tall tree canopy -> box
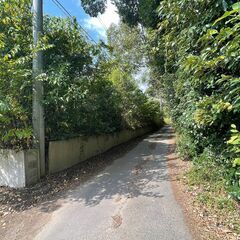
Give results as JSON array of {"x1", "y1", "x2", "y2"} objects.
[
  {"x1": 107, "y1": 22, "x2": 144, "y2": 73},
  {"x1": 81, "y1": 0, "x2": 107, "y2": 17},
  {"x1": 80, "y1": 0, "x2": 161, "y2": 27}
]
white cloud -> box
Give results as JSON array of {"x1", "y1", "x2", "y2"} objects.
[{"x1": 83, "y1": 0, "x2": 120, "y2": 38}]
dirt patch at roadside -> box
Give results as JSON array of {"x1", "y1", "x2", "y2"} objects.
[
  {"x1": 167, "y1": 137, "x2": 240, "y2": 240},
  {"x1": 1, "y1": 207, "x2": 52, "y2": 240}
]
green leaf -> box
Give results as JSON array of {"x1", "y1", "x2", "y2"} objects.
[
  {"x1": 233, "y1": 158, "x2": 240, "y2": 167},
  {"x1": 213, "y1": 10, "x2": 237, "y2": 25},
  {"x1": 232, "y1": 2, "x2": 240, "y2": 10}
]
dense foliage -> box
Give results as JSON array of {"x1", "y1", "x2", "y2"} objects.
[
  {"x1": 0, "y1": 0, "x2": 33, "y2": 148},
  {"x1": 81, "y1": 0, "x2": 160, "y2": 27},
  {"x1": 43, "y1": 17, "x2": 122, "y2": 139},
  {"x1": 0, "y1": 0, "x2": 161, "y2": 148},
  {"x1": 107, "y1": 23, "x2": 144, "y2": 74},
  {"x1": 151, "y1": 0, "x2": 240, "y2": 199},
  {"x1": 107, "y1": 22, "x2": 163, "y2": 130}
]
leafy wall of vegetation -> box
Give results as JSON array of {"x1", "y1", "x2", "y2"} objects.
[
  {"x1": 0, "y1": 0, "x2": 162, "y2": 149},
  {"x1": 148, "y1": 0, "x2": 240, "y2": 200},
  {"x1": 0, "y1": 0, "x2": 33, "y2": 149}
]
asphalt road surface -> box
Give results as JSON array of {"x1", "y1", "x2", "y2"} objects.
[{"x1": 35, "y1": 126, "x2": 192, "y2": 240}]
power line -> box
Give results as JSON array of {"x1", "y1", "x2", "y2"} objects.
[
  {"x1": 51, "y1": 0, "x2": 97, "y2": 44},
  {"x1": 97, "y1": 16, "x2": 108, "y2": 32},
  {"x1": 49, "y1": 1, "x2": 139, "y2": 84},
  {"x1": 50, "y1": 0, "x2": 131, "y2": 82},
  {"x1": 50, "y1": 0, "x2": 98, "y2": 45},
  {"x1": 52, "y1": 0, "x2": 72, "y2": 18},
  {"x1": 49, "y1": 0, "x2": 112, "y2": 61}
]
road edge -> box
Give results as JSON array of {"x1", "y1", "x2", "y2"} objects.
[{"x1": 166, "y1": 136, "x2": 217, "y2": 240}]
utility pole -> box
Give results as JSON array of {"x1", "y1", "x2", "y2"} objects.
[{"x1": 32, "y1": 0, "x2": 45, "y2": 176}]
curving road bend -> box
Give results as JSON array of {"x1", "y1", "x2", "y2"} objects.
[{"x1": 35, "y1": 126, "x2": 192, "y2": 240}]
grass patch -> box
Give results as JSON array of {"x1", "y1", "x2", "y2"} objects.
[{"x1": 186, "y1": 158, "x2": 240, "y2": 234}]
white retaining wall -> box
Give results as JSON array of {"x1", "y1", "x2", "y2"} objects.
[{"x1": 0, "y1": 149, "x2": 39, "y2": 188}]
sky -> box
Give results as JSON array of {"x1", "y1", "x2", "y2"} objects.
[{"x1": 44, "y1": 0, "x2": 120, "y2": 42}]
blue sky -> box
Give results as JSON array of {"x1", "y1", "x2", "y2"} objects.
[{"x1": 43, "y1": 0, "x2": 119, "y2": 43}]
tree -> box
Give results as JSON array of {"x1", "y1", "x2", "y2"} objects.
[
  {"x1": 0, "y1": 0, "x2": 162, "y2": 150},
  {"x1": 107, "y1": 22, "x2": 144, "y2": 74},
  {"x1": 81, "y1": 0, "x2": 107, "y2": 17},
  {"x1": 80, "y1": 0, "x2": 161, "y2": 27}
]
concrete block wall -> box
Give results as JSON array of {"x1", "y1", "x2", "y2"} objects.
[
  {"x1": 0, "y1": 149, "x2": 39, "y2": 188},
  {"x1": 24, "y1": 150, "x2": 40, "y2": 186},
  {"x1": 49, "y1": 128, "x2": 151, "y2": 173},
  {"x1": 0, "y1": 128, "x2": 151, "y2": 187}
]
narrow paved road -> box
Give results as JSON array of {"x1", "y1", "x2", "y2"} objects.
[{"x1": 35, "y1": 126, "x2": 192, "y2": 240}]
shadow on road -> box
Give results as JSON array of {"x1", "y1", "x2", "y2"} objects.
[
  {"x1": 0, "y1": 126, "x2": 178, "y2": 214},
  {"x1": 63, "y1": 126, "x2": 177, "y2": 207}
]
